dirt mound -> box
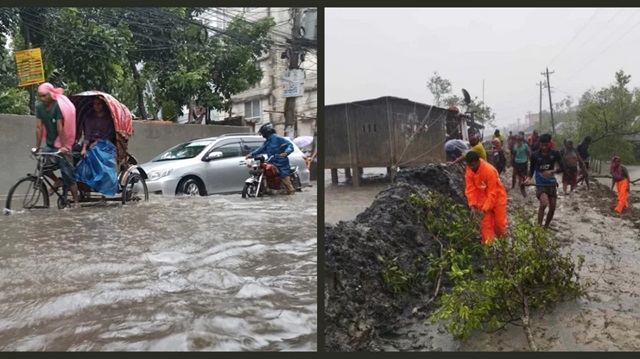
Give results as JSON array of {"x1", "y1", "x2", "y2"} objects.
[{"x1": 324, "y1": 164, "x2": 468, "y2": 351}]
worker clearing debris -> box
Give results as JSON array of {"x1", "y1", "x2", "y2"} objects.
[
  {"x1": 525, "y1": 134, "x2": 565, "y2": 230},
  {"x1": 447, "y1": 133, "x2": 487, "y2": 166},
  {"x1": 610, "y1": 155, "x2": 631, "y2": 213},
  {"x1": 463, "y1": 151, "x2": 508, "y2": 245}
]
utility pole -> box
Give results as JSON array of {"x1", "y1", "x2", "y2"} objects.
[
  {"x1": 536, "y1": 81, "x2": 543, "y2": 133},
  {"x1": 284, "y1": 8, "x2": 304, "y2": 138},
  {"x1": 542, "y1": 68, "x2": 556, "y2": 135},
  {"x1": 482, "y1": 79, "x2": 485, "y2": 103}
]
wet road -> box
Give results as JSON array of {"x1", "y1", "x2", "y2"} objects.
[{"x1": 0, "y1": 188, "x2": 317, "y2": 351}]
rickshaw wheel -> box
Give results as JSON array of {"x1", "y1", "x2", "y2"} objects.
[
  {"x1": 122, "y1": 172, "x2": 149, "y2": 204},
  {"x1": 57, "y1": 195, "x2": 68, "y2": 209}
]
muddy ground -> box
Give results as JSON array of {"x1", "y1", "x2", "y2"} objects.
[{"x1": 324, "y1": 163, "x2": 640, "y2": 352}]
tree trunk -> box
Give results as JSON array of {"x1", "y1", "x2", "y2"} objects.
[
  {"x1": 129, "y1": 60, "x2": 147, "y2": 119},
  {"x1": 519, "y1": 289, "x2": 538, "y2": 351}
]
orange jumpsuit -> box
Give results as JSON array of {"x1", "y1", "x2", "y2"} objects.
[
  {"x1": 615, "y1": 178, "x2": 629, "y2": 213},
  {"x1": 465, "y1": 159, "x2": 508, "y2": 244}
]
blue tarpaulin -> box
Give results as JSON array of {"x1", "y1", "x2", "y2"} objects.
[{"x1": 75, "y1": 139, "x2": 118, "y2": 196}]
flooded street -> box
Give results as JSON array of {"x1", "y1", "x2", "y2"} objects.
[
  {"x1": 324, "y1": 168, "x2": 386, "y2": 224},
  {"x1": 0, "y1": 188, "x2": 317, "y2": 351}
]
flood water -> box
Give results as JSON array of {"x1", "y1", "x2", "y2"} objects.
[{"x1": 0, "y1": 189, "x2": 317, "y2": 351}]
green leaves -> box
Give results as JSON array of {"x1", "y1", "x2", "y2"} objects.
[
  {"x1": 425, "y1": 205, "x2": 586, "y2": 350},
  {"x1": 377, "y1": 255, "x2": 422, "y2": 295},
  {"x1": 0, "y1": 7, "x2": 276, "y2": 119},
  {"x1": 575, "y1": 70, "x2": 640, "y2": 162},
  {"x1": 0, "y1": 88, "x2": 30, "y2": 115}
]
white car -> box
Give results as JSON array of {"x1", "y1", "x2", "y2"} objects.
[{"x1": 139, "y1": 134, "x2": 310, "y2": 196}]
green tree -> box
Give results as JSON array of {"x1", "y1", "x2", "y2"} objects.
[
  {"x1": 0, "y1": 7, "x2": 276, "y2": 121},
  {"x1": 427, "y1": 71, "x2": 452, "y2": 107},
  {"x1": 576, "y1": 69, "x2": 640, "y2": 163}
]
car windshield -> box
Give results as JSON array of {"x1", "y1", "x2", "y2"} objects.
[{"x1": 152, "y1": 140, "x2": 212, "y2": 162}]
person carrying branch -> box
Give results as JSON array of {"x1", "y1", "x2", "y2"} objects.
[
  {"x1": 525, "y1": 134, "x2": 565, "y2": 230},
  {"x1": 463, "y1": 151, "x2": 508, "y2": 245},
  {"x1": 559, "y1": 140, "x2": 587, "y2": 195},
  {"x1": 610, "y1": 156, "x2": 630, "y2": 213}
]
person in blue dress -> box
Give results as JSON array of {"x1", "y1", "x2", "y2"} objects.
[{"x1": 246, "y1": 123, "x2": 296, "y2": 195}]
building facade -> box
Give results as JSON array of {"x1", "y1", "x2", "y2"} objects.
[{"x1": 202, "y1": 8, "x2": 318, "y2": 138}]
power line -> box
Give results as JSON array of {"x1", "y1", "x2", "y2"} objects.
[
  {"x1": 562, "y1": 10, "x2": 640, "y2": 85},
  {"x1": 547, "y1": 8, "x2": 601, "y2": 67}
]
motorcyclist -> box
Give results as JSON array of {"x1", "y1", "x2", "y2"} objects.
[{"x1": 246, "y1": 123, "x2": 296, "y2": 195}]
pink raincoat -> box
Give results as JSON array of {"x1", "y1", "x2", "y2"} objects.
[{"x1": 38, "y1": 83, "x2": 76, "y2": 149}]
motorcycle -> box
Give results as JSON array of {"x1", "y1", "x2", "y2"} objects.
[{"x1": 242, "y1": 153, "x2": 302, "y2": 198}]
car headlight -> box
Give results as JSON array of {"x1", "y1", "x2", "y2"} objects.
[{"x1": 147, "y1": 169, "x2": 172, "y2": 181}]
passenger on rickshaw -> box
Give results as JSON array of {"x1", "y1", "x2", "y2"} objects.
[
  {"x1": 80, "y1": 97, "x2": 116, "y2": 157},
  {"x1": 75, "y1": 97, "x2": 119, "y2": 196},
  {"x1": 35, "y1": 83, "x2": 81, "y2": 208}
]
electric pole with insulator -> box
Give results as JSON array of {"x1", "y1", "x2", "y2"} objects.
[
  {"x1": 542, "y1": 68, "x2": 556, "y2": 135},
  {"x1": 284, "y1": 8, "x2": 304, "y2": 138}
]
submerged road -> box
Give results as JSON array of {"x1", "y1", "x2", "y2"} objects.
[{"x1": 0, "y1": 188, "x2": 317, "y2": 351}]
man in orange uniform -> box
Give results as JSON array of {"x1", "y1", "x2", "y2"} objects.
[
  {"x1": 610, "y1": 156, "x2": 631, "y2": 213},
  {"x1": 464, "y1": 151, "x2": 508, "y2": 245}
]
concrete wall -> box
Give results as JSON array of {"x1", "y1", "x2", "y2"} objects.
[{"x1": 0, "y1": 115, "x2": 250, "y2": 195}]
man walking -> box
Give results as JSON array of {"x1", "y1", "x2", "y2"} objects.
[
  {"x1": 490, "y1": 138, "x2": 507, "y2": 175},
  {"x1": 525, "y1": 134, "x2": 565, "y2": 229},
  {"x1": 576, "y1": 136, "x2": 592, "y2": 187},
  {"x1": 464, "y1": 151, "x2": 508, "y2": 245},
  {"x1": 528, "y1": 130, "x2": 541, "y2": 153},
  {"x1": 510, "y1": 134, "x2": 530, "y2": 197},
  {"x1": 559, "y1": 140, "x2": 587, "y2": 195}
]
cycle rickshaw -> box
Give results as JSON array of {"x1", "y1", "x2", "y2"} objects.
[{"x1": 4, "y1": 91, "x2": 149, "y2": 211}]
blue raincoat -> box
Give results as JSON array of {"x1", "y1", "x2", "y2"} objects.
[
  {"x1": 75, "y1": 139, "x2": 119, "y2": 196},
  {"x1": 250, "y1": 134, "x2": 294, "y2": 178}
]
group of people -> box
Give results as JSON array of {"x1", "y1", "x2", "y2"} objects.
[{"x1": 443, "y1": 129, "x2": 632, "y2": 245}]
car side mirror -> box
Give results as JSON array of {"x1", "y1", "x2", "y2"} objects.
[{"x1": 206, "y1": 151, "x2": 223, "y2": 160}]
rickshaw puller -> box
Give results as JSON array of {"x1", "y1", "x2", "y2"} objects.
[{"x1": 35, "y1": 83, "x2": 80, "y2": 208}]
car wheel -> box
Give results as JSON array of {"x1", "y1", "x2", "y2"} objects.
[{"x1": 179, "y1": 178, "x2": 206, "y2": 196}]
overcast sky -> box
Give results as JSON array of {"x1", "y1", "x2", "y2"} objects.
[{"x1": 326, "y1": 8, "x2": 640, "y2": 131}]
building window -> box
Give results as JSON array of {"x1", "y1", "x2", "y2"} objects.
[{"x1": 244, "y1": 99, "x2": 262, "y2": 123}]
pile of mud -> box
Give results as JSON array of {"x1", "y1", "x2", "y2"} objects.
[{"x1": 324, "y1": 164, "x2": 468, "y2": 351}]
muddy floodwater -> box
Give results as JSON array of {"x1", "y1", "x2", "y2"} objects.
[{"x1": 0, "y1": 189, "x2": 317, "y2": 351}]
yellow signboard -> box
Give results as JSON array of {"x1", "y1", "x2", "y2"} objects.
[{"x1": 15, "y1": 48, "x2": 45, "y2": 87}]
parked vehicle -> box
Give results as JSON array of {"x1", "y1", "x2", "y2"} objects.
[
  {"x1": 242, "y1": 147, "x2": 303, "y2": 198},
  {"x1": 139, "y1": 134, "x2": 310, "y2": 196}
]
